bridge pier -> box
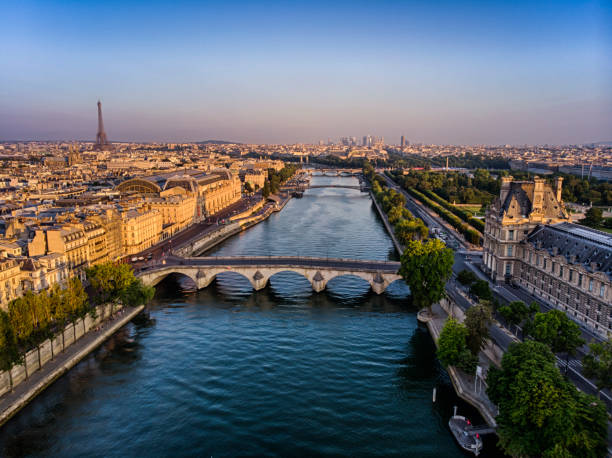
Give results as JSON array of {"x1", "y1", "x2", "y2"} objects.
[
  {"x1": 251, "y1": 271, "x2": 268, "y2": 291},
  {"x1": 196, "y1": 269, "x2": 215, "y2": 289},
  {"x1": 311, "y1": 271, "x2": 327, "y2": 293}
]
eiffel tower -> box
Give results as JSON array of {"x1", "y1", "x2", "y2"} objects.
[{"x1": 94, "y1": 100, "x2": 112, "y2": 150}]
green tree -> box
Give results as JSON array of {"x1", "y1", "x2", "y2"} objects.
[
  {"x1": 120, "y1": 279, "x2": 156, "y2": 307},
  {"x1": 582, "y1": 207, "x2": 603, "y2": 227},
  {"x1": 487, "y1": 340, "x2": 606, "y2": 457},
  {"x1": 456, "y1": 269, "x2": 477, "y2": 286},
  {"x1": 244, "y1": 182, "x2": 253, "y2": 193},
  {"x1": 583, "y1": 339, "x2": 612, "y2": 398},
  {"x1": 437, "y1": 318, "x2": 478, "y2": 374},
  {"x1": 527, "y1": 309, "x2": 584, "y2": 372},
  {"x1": 469, "y1": 279, "x2": 492, "y2": 301},
  {"x1": 464, "y1": 303, "x2": 492, "y2": 355},
  {"x1": 387, "y1": 205, "x2": 404, "y2": 225},
  {"x1": 437, "y1": 318, "x2": 468, "y2": 366},
  {"x1": 0, "y1": 310, "x2": 21, "y2": 372},
  {"x1": 395, "y1": 219, "x2": 428, "y2": 244},
  {"x1": 262, "y1": 180, "x2": 271, "y2": 198},
  {"x1": 86, "y1": 263, "x2": 136, "y2": 304},
  {"x1": 399, "y1": 239, "x2": 454, "y2": 312},
  {"x1": 498, "y1": 300, "x2": 530, "y2": 335},
  {"x1": 64, "y1": 277, "x2": 89, "y2": 318}
]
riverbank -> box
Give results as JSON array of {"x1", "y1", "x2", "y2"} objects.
[
  {"x1": 0, "y1": 304, "x2": 145, "y2": 427},
  {"x1": 174, "y1": 192, "x2": 293, "y2": 257},
  {"x1": 420, "y1": 301, "x2": 498, "y2": 428},
  {"x1": 369, "y1": 190, "x2": 403, "y2": 255}
]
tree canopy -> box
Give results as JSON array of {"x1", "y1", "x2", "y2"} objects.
[
  {"x1": 487, "y1": 341, "x2": 607, "y2": 457},
  {"x1": 526, "y1": 310, "x2": 584, "y2": 362},
  {"x1": 583, "y1": 339, "x2": 612, "y2": 395},
  {"x1": 464, "y1": 303, "x2": 492, "y2": 355},
  {"x1": 436, "y1": 318, "x2": 478, "y2": 374},
  {"x1": 399, "y1": 238, "x2": 454, "y2": 311}
]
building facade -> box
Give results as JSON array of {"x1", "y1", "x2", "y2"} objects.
[
  {"x1": 0, "y1": 259, "x2": 22, "y2": 309},
  {"x1": 483, "y1": 176, "x2": 612, "y2": 338},
  {"x1": 120, "y1": 208, "x2": 162, "y2": 255}
]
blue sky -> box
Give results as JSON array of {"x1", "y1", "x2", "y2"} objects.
[{"x1": 1, "y1": 0, "x2": 610, "y2": 144}]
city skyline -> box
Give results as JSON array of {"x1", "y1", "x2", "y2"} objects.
[{"x1": 1, "y1": 0, "x2": 611, "y2": 145}]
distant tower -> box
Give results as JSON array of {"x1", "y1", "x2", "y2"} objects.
[
  {"x1": 401, "y1": 135, "x2": 405, "y2": 147},
  {"x1": 94, "y1": 100, "x2": 111, "y2": 150}
]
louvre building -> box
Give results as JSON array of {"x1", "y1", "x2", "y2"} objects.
[{"x1": 483, "y1": 176, "x2": 611, "y2": 338}]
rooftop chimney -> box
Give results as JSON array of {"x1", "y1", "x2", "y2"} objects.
[
  {"x1": 500, "y1": 176, "x2": 513, "y2": 204},
  {"x1": 554, "y1": 176, "x2": 563, "y2": 203}
]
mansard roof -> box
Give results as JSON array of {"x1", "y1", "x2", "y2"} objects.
[
  {"x1": 527, "y1": 222, "x2": 612, "y2": 279},
  {"x1": 498, "y1": 181, "x2": 566, "y2": 220}
]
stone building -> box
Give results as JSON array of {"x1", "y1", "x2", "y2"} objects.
[
  {"x1": 120, "y1": 208, "x2": 162, "y2": 255},
  {"x1": 146, "y1": 187, "x2": 197, "y2": 239},
  {"x1": 0, "y1": 258, "x2": 22, "y2": 309},
  {"x1": 116, "y1": 168, "x2": 241, "y2": 220},
  {"x1": 20, "y1": 253, "x2": 68, "y2": 294},
  {"x1": 483, "y1": 176, "x2": 612, "y2": 338}
]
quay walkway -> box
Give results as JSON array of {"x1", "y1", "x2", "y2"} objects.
[{"x1": 0, "y1": 305, "x2": 144, "y2": 427}]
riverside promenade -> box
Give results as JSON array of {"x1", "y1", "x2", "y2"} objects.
[
  {"x1": 0, "y1": 305, "x2": 144, "y2": 427},
  {"x1": 419, "y1": 302, "x2": 498, "y2": 427},
  {"x1": 368, "y1": 191, "x2": 403, "y2": 255}
]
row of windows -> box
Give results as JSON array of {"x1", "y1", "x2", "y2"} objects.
[{"x1": 522, "y1": 249, "x2": 607, "y2": 298}]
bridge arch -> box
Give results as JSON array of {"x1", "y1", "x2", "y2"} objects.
[
  {"x1": 325, "y1": 273, "x2": 373, "y2": 296},
  {"x1": 143, "y1": 268, "x2": 199, "y2": 288},
  {"x1": 138, "y1": 263, "x2": 402, "y2": 296}
]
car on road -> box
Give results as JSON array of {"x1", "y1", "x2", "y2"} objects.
[{"x1": 131, "y1": 257, "x2": 138, "y2": 262}]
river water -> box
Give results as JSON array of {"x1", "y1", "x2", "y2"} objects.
[{"x1": 0, "y1": 175, "x2": 503, "y2": 457}]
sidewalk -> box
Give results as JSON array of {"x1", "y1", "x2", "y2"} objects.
[
  {"x1": 0, "y1": 305, "x2": 144, "y2": 427},
  {"x1": 425, "y1": 302, "x2": 498, "y2": 427}
]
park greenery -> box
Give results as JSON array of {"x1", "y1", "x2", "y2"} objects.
[
  {"x1": 580, "y1": 207, "x2": 612, "y2": 232},
  {"x1": 487, "y1": 341, "x2": 607, "y2": 457},
  {"x1": 362, "y1": 163, "x2": 429, "y2": 245},
  {"x1": 401, "y1": 186, "x2": 482, "y2": 245},
  {"x1": 398, "y1": 238, "x2": 454, "y2": 312},
  {"x1": 0, "y1": 262, "x2": 154, "y2": 373},
  {"x1": 262, "y1": 164, "x2": 298, "y2": 198}
]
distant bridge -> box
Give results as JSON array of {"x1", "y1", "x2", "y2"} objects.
[
  {"x1": 305, "y1": 169, "x2": 361, "y2": 177},
  {"x1": 138, "y1": 256, "x2": 402, "y2": 294},
  {"x1": 308, "y1": 185, "x2": 363, "y2": 190}
]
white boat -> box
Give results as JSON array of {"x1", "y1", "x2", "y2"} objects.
[{"x1": 448, "y1": 408, "x2": 483, "y2": 456}]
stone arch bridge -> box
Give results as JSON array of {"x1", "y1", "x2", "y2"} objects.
[{"x1": 137, "y1": 256, "x2": 402, "y2": 294}]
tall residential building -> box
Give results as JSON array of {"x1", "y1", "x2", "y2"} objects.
[{"x1": 483, "y1": 176, "x2": 611, "y2": 338}]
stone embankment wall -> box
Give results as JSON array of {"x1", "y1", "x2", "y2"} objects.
[
  {"x1": 230, "y1": 198, "x2": 265, "y2": 221},
  {"x1": 369, "y1": 191, "x2": 403, "y2": 255},
  {"x1": 174, "y1": 223, "x2": 243, "y2": 257},
  {"x1": 0, "y1": 303, "x2": 123, "y2": 397}
]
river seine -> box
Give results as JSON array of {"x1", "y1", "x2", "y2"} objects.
[{"x1": 0, "y1": 175, "x2": 503, "y2": 457}]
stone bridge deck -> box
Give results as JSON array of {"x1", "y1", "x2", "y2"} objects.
[
  {"x1": 307, "y1": 185, "x2": 363, "y2": 190},
  {"x1": 138, "y1": 256, "x2": 402, "y2": 294}
]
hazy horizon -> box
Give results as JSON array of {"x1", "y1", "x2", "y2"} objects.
[{"x1": 1, "y1": 0, "x2": 611, "y2": 145}]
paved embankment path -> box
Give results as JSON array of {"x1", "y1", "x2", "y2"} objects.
[
  {"x1": 0, "y1": 305, "x2": 145, "y2": 427},
  {"x1": 423, "y1": 302, "x2": 498, "y2": 427}
]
